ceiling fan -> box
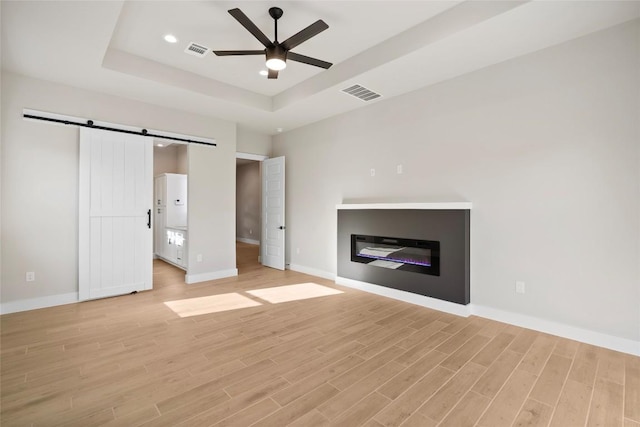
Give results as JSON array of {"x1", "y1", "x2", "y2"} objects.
[{"x1": 213, "y1": 7, "x2": 332, "y2": 79}]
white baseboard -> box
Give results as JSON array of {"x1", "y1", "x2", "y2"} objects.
[
  {"x1": 185, "y1": 269, "x2": 238, "y2": 284},
  {"x1": 0, "y1": 292, "x2": 79, "y2": 315},
  {"x1": 333, "y1": 275, "x2": 639, "y2": 356},
  {"x1": 471, "y1": 305, "x2": 640, "y2": 356},
  {"x1": 236, "y1": 237, "x2": 260, "y2": 245},
  {"x1": 289, "y1": 264, "x2": 335, "y2": 281},
  {"x1": 335, "y1": 276, "x2": 472, "y2": 317}
]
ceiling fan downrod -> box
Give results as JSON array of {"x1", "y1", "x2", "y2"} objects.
[{"x1": 269, "y1": 7, "x2": 283, "y2": 42}]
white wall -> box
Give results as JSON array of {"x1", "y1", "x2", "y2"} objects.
[
  {"x1": 1, "y1": 71, "x2": 239, "y2": 306},
  {"x1": 237, "y1": 125, "x2": 272, "y2": 156},
  {"x1": 272, "y1": 21, "x2": 640, "y2": 343}
]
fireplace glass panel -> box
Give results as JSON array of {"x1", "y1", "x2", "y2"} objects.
[{"x1": 351, "y1": 235, "x2": 440, "y2": 276}]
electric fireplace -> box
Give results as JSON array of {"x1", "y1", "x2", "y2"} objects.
[{"x1": 351, "y1": 234, "x2": 440, "y2": 276}]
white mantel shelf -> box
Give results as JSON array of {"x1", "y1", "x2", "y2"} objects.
[{"x1": 336, "y1": 202, "x2": 472, "y2": 210}]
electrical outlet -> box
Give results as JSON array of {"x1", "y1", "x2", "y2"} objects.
[
  {"x1": 370, "y1": 168, "x2": 375, "y2": 177},
  {"x1": 26, "y1": 272, "x2": 35, "y2": 282},
  {"x1": 515, "y1": 281, "x2": 526, "y2": 294},
  {"x1": 397, "y1": 164, "x2": 403, "y2": 174},
  {"x1": 249, "y1": 229, "x2": 253, "y2": 235},
  {"x1": 197, "y1": 254, "x2": 203, "y2": 262},
  {"x1": 296, "y1": 247, "x2": 300, "y2": 255}
]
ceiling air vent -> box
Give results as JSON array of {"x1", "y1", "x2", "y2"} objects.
[
  {"x1": 341, "y1": 84, "x2": 382, "y2": 102},
  {"x1": 184, "y1": 42, "x2": 210, "y2": 58}
]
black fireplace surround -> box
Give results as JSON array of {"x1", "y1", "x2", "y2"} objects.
[{"x1": 338, "y1": 209, "x2": 470, "y2": 305}]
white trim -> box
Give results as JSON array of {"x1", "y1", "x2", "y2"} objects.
[
  {"x1": 333, "y1": 276, "x2": 639, "y2": 356},
  {"x1": 471, "y1": 305, "x2": 640, "y2": 356},
  {"x1": 237, "y1": 237, "x2": 260, "y2": 245},
  {"x1": 335, "y1": 276, "x2": 472, "y2": 317},
  {"x1": 0, "y1": 292, "x2": 79, "y2": 315},
  {"x1": 289, "y1": 264, "x2": 335, "y2": 281},
  {"x1": 336, "y1": 202, "x2": 472, "y2": 210},
  {"x1": 185, "y1": 269, "x2": 238, "y2": 284},
  {"x1": 23, "y1": 108, "x2": 216, "y2": 146},
  {"x1": 236, "y1": 152, "x2": 268, "y2": 161}
]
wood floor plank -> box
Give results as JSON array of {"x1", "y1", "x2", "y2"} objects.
[
  {"x1": 212, "y1": 398, "x2": 280, "y2": 427},
  {"x1": 549, "y1": 379, "x2": 593, "y2": 427},
  {"x1": 568, "y1": 343, "x2": 599, "y2": 386},
  {"x1": 177, "y1": 377, "x2": 290, "y2": 427},
  {"x1": 417, "y1": 362, "x2": 486, "y2": 422},
  {"x1": 251, "y1": 383, "x2": 340, "y2": 427},
  {"x1": 330, "y1": 392, "x2": 390, "y2": 427},
  {"x1": 435, "y1": 323, "x2": 483, "y2": 354},
  {"x1": 438, "y1": 390, "x2": 491, "y2": 427},
  {"x1": 440, "y1": 334, "x2": 491, "y2": 371},
  {"x1": 625, "y1": 357, "x2": 640, "y2": 422},
  {"x1": 529, "y1": 353, "x2": 572, "y2": 406},
  {"x1": 477, "y1": 368, "x2": 538, "y2": 427},
  {"x1": 472, "y1": 349, "x2": 524, "y2": 398},
  {"x1": 513, "y1": 398, "x2": 554, "y2": 427},
  {"x1": 400, "y1": 412, "x2": 438, "y2": 427},
  {"x1": 518, "y1": 334, "x2": 557, "y2": 375},
  {"x1": 330, "y1": 345, "x2": 405, "y2": 391},
  {"x1": 586, "y1": 378, "x2": 624, "y2": 427},
  {"x1": 102, "y1": 405, "x2": 160, "y2": 427},
  {"x1": 1, "y1": 245, "x2": 638, "y2": 427},
  {"x1": 472, "y1": 331, "x2": 516, "y2": 367},
  {"x1": 287, "y1": 409, "x2": 330, "y2": 427},
  {"x1": 394, "y1": 331, "x2": 450, "y2": 367},
  {"x1": 274, "y1": 352, "x2": 365, "y2": 406},
  {"x1": 320, "y1": 361, "x2": 405, "y2": 420},
  {"x1": 373, "y1": 366, "x2": 454, "y2": 427},
  {"x1": 378, "y1": 350, "x2": 448, "y2": 400}
]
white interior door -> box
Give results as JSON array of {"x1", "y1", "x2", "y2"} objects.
[
  {"x1": 79, "y1": 128, "x2": 153, "y2": 300},
  {"x1": 262, "y1": 156, "x2": 285, "y2": 270}
]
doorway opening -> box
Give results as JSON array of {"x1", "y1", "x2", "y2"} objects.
[
  {"x1": 236, "y1": 154, "x2": 263, "y2": 272},
  {"x1": 153, "y1": 140, "x2": 189, "y2": 278}
]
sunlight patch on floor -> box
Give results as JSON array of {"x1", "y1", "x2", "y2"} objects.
[
  {"x1": 164, "y1": 293, "x2": 262, "y2": 317},
  {"x1": 247, "y1": 283, "x2": 343, "y2": 304}
]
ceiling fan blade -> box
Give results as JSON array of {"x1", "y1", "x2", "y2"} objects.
[
  {"x1": 228, "y1": 8, "x2": 273, "y2": 48},
  {"x1": 281, "y1": 20, "x2": 328, "y2": 51},
  {"x1": 213, "y1": 50, "x2": 265, "y2": 56},
  {"x1": 268, "y1": 69, "x2": 279, "y2": 79},
  {"x1": 288, "y1": 52, "x2": 332, "y2": 69}
]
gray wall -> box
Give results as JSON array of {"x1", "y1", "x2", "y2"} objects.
[
  {"x1": 236, "y1": 162, "x2": 261, "y2": 243},
  {"x1": 272, "y1": 21, "x2": 640, "y2": 342}
]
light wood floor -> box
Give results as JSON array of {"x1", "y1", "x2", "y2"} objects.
[{"x1": 1, "y1": 242, "x2": 638, "y2": 426}]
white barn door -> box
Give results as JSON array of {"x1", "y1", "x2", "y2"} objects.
[
  {"x1": 262, "y1": 156, "x2": 285, "y2": 270},
  {"x1": 79, "y1": 128, "x2": 153, "y2": 300}
]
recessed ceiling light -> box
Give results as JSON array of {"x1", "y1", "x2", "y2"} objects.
[
  {"x1": 164, "y1": 34, "x2": 178, "y2": 44},
  {"x1": 156, "y1": 143, "x2": 164, "y2": 147},
  {"x1": 259, "y1": 70, "x2": 268, "y2": 76},
  {"x1": 276, "y1": 128, "x2": 283, "y2": 133}
]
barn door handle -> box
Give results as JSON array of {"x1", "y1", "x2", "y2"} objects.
[
  {"x1": 147, "y1": 209, "x2": 151, "y2": 229},
  {"x1": 279, "y1": 226, "x2": 285, "y2": 230}
]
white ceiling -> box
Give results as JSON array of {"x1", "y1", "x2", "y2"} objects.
[{"x1": 2, "y1": 1, "x2": 639, "y2": 135}]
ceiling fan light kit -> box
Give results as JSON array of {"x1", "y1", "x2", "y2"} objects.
[
  {"x1": 213, "y1": 6, "x2": 332, "y2": 79},
  {"x1": 266, "y1": 45, "x2": 287, "y2": 70}
]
